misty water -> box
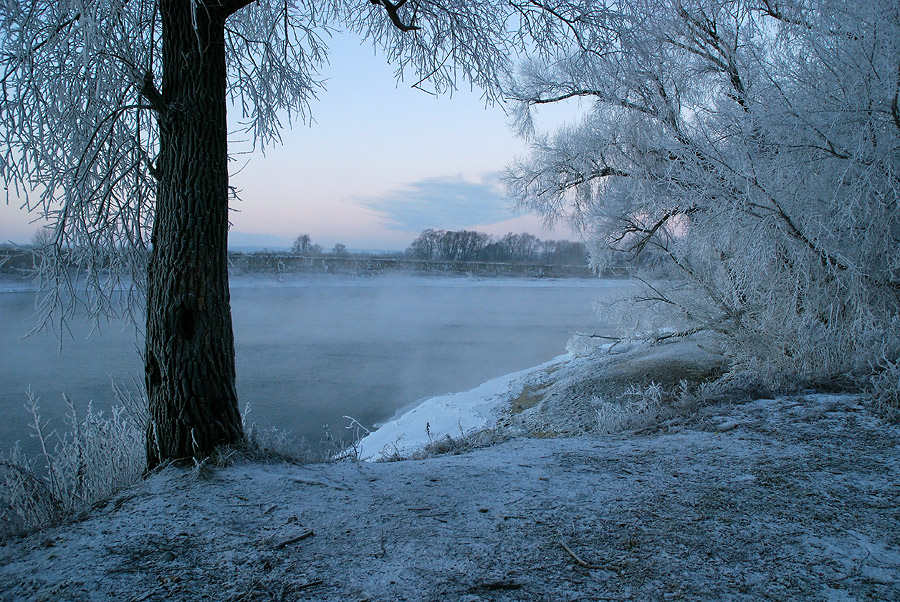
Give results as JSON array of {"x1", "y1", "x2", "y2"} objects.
[{"x1": 0, "y1": 275, "x2": 627, "y2": 456}]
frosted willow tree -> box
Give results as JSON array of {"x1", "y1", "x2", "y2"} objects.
[
  {"x1": 505, "y1": 0, "x2": 900, "y2": 388},
  {"x1": 0, "y1": 0, "x2": 564, "y2": 467}
]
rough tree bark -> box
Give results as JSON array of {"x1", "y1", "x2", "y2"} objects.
[{"x1": 145, "y1": 0, "x2": 250, "y2": 468}]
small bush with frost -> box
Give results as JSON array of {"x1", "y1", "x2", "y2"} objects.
[
  {"x1": 242, "y1": 408, "x2": 372, "y2": 465},
  {"x1": 596, "y1": 383, "x2": 666, "y2": 434},
  {"x1": 381, "y1": 426, "x2": 510, "y2": 462},
  {"x1": 870, "y1": 360, "x2": 900, "y2": 421},
  {"x1": 241, "y1": 404, "x2": 319, "y2": 464},
  {"x1": 0, "y1": 384, "x2": 146, "y2": 537}
]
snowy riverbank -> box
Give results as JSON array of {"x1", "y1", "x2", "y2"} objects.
[
  {"x1": 356, "y1": 355, "x2": 567, "y2": 461},
  {"x1": 2, "y1": 340, "x2": 899, "y2": 601},
  {"x1": 357, "y1": 337, "x2": 727, "y2": 461}
]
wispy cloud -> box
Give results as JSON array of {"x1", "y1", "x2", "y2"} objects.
[{"x1": 362, "y1": 174, "x2": 516, "y2": 233}]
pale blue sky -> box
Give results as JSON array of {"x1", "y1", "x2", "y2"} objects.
[{"x1": 0, "y1": 31, "x2": 578, "y2": 251}]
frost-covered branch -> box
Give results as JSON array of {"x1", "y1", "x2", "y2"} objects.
[{"x1": 505, "y1": 0, "x2": 900, "y2": 382}]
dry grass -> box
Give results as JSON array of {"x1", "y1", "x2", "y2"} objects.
[{"x1": 0, "y1": 383, "x2": 146, "y2": 538}]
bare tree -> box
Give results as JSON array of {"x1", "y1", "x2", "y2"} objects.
[
  {"x1": 291, "y1": 234, "x2": 321, "y2": 256},
  {"x1": 29, "y1": 228, "x2": 54, "y2": 250},
  {"x1": 438, "y1": 230, "x2": 490, "y2": 261},
  {"x1": 505, "y1": 0, "x2": 900, "y2": 383},
  {"x1": 499, "y1": 232, "x2": 540, "y2": 263},
  {"x1": 407, "y1": 228, "x2": 445, "y2": 260},
  {"x1": 540, "y1": 239, "x2": 586, "y2": 267},
  {"x1": 0, "y1": 0, "x2": 542, "y2": 467}
]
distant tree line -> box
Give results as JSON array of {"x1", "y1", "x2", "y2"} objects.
[
  {"x1": 405, "y1": 229, "x2": 587, "y2": 266},
  {"x1": 289, "y1": 234, "x2": 350, "y2": 257},
  {"x1": 283, "y1": 230, "x2": 588, "y2": 267},
  {"x1": 2, "y1": 230, "x2": 591, "y2": 276}
]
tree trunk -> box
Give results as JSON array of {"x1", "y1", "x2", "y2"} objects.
[{"x1": 145, "y1": 1, "x2": 243, "y2": 468}]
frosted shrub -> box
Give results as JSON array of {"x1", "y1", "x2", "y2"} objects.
[
  {"x1": 596, "y1": 383, "x2": 665, "y2": 434},
  {"x1": 243, "y1": 422, "x2": 308, "y2": 460},
  {"x1": 871, "y1": 360, "x2": 900, "y2": 421},
  {"x1": 505, "y1": 0, "x2": 900, "y2": 389},
  {"x1": 241, "y1": 404, "x2": 317, "y2": 464},
  {"x1": 0, "y1": 386, "x2": 146, "y2": 536}
]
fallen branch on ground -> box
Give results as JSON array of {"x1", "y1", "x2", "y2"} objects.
[
  {"x1": 558, "y1": 541, "x2": 616, "y2": 570},
  {"x1": 273, "y1": 530, "x2": 314, "y2": 550}
]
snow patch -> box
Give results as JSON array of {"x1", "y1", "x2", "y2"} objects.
[{"x1": 357, "y1": 355, "x2": 568, "y2": 460}]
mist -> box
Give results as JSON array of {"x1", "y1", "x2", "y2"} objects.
[{"x1": 0, "y1": 276, "x2": 626, "y2": 456}]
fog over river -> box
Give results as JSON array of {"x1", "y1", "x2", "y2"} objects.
[{"x1": 0, "y1": 275, "x2": 627, "y2": 456}]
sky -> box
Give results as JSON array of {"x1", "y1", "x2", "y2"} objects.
[{"x1": 0, "y1": 31, "x2": 578, "y2": 252}]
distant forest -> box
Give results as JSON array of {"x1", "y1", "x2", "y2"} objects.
[
  {"x1": 0, "y1": 229, "x2": 601, "y2": 278},
  {"x1": 225, "y1": 230, "x2": 599, "y2": 278},
  {"x1": 405, "y1": 229, "x2": 586, "y2": 266},
  {"x1": 278, "y1": 229, "x2": 589, "y2": 266}
]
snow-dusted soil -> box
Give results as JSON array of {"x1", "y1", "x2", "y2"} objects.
[{"x1": 2, "y1": 391, "x2": 898, "y2": 601}]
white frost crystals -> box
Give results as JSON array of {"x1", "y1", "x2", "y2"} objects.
[{"x1": 504, "y1": 0, "x2": 900, "y2": 397}]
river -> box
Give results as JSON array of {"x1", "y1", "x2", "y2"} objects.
[{"x1": 0, "y1": 274, "x2": 626, "y2": 455}]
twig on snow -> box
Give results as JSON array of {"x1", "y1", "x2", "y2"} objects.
[
  {"x1": 290, "y1": 477, "x2": 347, "y2": 491},
  {"x1": 273, "y1": 529, "x2": 315, "y2": 550},
  {"x1": 558, "y1": 541, "x2": 615, "y2": 570},
  {"x1": 295, "y1": 579, "x2": 324, "y2": 591}
]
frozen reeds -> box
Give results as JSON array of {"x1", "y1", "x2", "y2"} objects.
[{"x1": 0, "y1": 382, "x2": 146, "y2": 537}]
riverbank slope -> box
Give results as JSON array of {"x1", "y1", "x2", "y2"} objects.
[{"x1": 1, "y1": 340, "x2": 898, "y2": 601}]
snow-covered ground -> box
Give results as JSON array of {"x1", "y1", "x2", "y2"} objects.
[{"x1": 1, "y1": 340, "x2": 899, "y2": 601}]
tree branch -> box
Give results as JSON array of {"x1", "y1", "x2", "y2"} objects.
[
  {"x1": 625, "y1": 207, "x2": 693, "y2": 258},
  {"x1": 139, "y1": 71, "x2": 166, "y2": 115},
  {"x1": 757, "y1": 0, "x2": 813, "y2": 29},
  {"x1": 892, "y1": 59, "x2": 900, "y2": 135},
  {"x1": 219, "y1": 0, "x2": 257, "y2": 18},
  {"x1": 0, "y1": 13, "x2": 81, "y2": 85},
  {"x1": 525, "y1": 89, "x2": 655, "y2": 118},
  {"x1": 372, "y1": 0, "x2": 421, "y2": 32}
]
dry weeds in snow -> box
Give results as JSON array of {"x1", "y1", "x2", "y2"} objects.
[
  {"x1": 0, "y1": 384, "x2": 146, "y2": 536},
  {"x1": 1, "y1": 393, "x2": 898, "y2": 602}
]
